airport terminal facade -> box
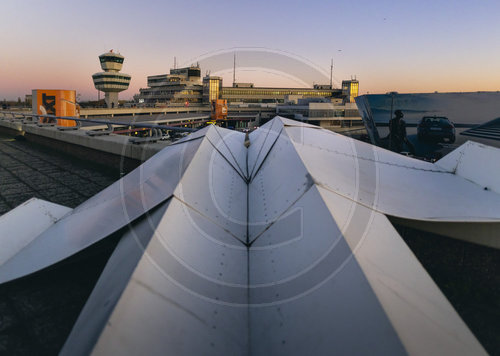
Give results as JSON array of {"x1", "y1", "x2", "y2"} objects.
[{"x1": 136, "y1": 65, "x2": 359, "y2": 106}]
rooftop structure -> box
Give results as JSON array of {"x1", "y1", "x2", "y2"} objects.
[
  {"x1": 202, "y1": 76, "x2": 223, "y2": 103},
  {"x1": 277, "y1": 99, "x2": 362, "y2": 130},
  {"x1": 232, "y1": 82, "x2": 254, "y2": 88},
  {"x1": 342, "y1": 79, "x2": 359, "y2": 103},
  {"x1": 0, "y1": 117, "x2": 498, "y2": 354},
  {"x1": 92, "y1": 50, "x2": 131, "y2": 108},
  {"x1": 138, "y1": 65, "x2": 202, "y2": 105}
]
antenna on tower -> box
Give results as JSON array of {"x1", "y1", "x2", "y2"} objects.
[
  {"x1": 174, "y1": 57, "x2": 177, "y2": 69},
  {"x1": 233, "y1": 53, "x2": 236, "y2": 87},
  {"x1": 330, "y1": 58, "x2": 333, "y2": 89}
]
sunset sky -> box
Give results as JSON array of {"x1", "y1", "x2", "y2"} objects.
[{"x1": 1, "y1": 0, "x2": 499, "y2": 101}]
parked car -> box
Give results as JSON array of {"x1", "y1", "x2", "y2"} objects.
[{"x1": 417, "y1": 116, "x2": 455, "y2": 143}]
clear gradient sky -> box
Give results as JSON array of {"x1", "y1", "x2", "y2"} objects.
[{"x1": 1, "y1": 0, "x2": 499, "y2": 101}]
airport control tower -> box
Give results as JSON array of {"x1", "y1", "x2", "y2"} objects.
[{"x1": 92, "y1": 50, "x2": 131, "y2": 108}]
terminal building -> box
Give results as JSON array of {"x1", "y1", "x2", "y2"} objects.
[
  {"x1": 137, "y1": 65, "x2": 203, "y2": 105},
  {"x1": 276, "y1": 97, "x2": 362, "y2": 130},
  {"x1": 133, "y1": 65, "x2": 361, "y2": 128},
  {"x1": 92, "y1": 51, "x2": 131, "y2": 108},
  {"x1": 137, "y1": 66, "x2": 348, "y2": 106}
]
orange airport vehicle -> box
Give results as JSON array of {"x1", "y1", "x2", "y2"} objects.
[
  {"x1": 210, "y1": 99, "x2": 228, "y2": 122},
  {"x1": 32, "y1": 89, "x2": 79, "y2": 126}
]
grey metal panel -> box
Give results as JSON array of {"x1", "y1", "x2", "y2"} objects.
[
  {"x1": 88, "y1": 117, "x2": 490, "y2": 355},
  {"x1": 248, "y1": 130, "x2": 312, "y2": 242},
  {"x1": 0, "y1": 137, "x2": 203, "y2": 284},
  {"x1": 247, "y1": 124, "x2": 405, "y2": 354},
  {"x1": 0, "y1": 198, "x2": 71, "y2": 265},
  {"x1": 90, "y1": 197, "x2": 248, "y2": 355},
  {"x1": 3, "y1": 116, "x2": 493, "y2": 354},
  {"x1": 211, "y1": 125, "x2": 248, "y2": 179},
  {"x1": 92, "y1": 260, "x2": 248, "y2": 356},
  {"x1": 285, "y1": 124, "x2": 500, "y2": 222},
  {"x1": 174, "y1": 135, "x2": 247, "y2": 244},
  {"x1": 316, "y1": 186, "x2": 487, "y2": 355},
  {"x1": 148, "y1": 198, "x2": 247, "y2": 286},
  {"x1": 249, "y1": 258, "x2": 406, "y2": 356},
  {"x1": 285, "y1": 126, "x2": 360, "y2": 201},
  {"x1": 247, "y1": 118, "x2": 275, "y2": 152},
  {"x1": 250, "y1": 177, "x2": 484, "y2": 355},
  {"x1": 117, "y1": 195, "x2": 249, "y2": 303},
  {"x1": 375, "y1": 158, "x2": 500, "y2": 220},
  {"x1": 249, "y1": 200, "x2": 406, "y2": 355},
  {"x1": 436, "y1": 140, "x2": 500, "y2": 194},
  {"x1": 247, "y1": 118, "x2": 283, "y2": 179},
  {"x1": 61, "y1": 200, "x2": 172, "y2": 356},
  {"x1": 247, "y1": 118, "x2": 487, "y2": 354},
  {"x1": 250, "y1": 186, "x2": 354, "y2": 287}
]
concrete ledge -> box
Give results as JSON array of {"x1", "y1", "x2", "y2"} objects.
[
  {"x1": 0, "y1": 120, "x2": 23, "y2": 132},
  {"x1": 0, "y1": 120, "x2": 171, "y2": 171}
]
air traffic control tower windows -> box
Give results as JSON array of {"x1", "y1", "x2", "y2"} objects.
[{"x1": 99, "y1": 56, "x2": 124, "y2": 64}]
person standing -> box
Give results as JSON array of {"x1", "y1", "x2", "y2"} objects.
[{"x1": 389, "y1": 109, "x2": 414, "y2": 153}]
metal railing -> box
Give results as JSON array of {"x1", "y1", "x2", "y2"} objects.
[
  {"x1": 0, "y1": 111, "x2": 198, "y2": 132},
  {"x1": 0, "y1": 111, "x2": 204, "y2": 145}
]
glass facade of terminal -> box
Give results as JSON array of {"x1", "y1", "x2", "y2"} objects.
[
  {"x1": 309, "y1": 109, "x2": 346, "y2": 118},
  {"x1": 139, "y1": 85, "x2": 203, "y2": 104},
  {"x1": 222, "y1": 89, "x2": 334, "y2": 97},
  {"x1": 342, "y1": 80, "x2": 359, "y2": 103},
  {"x1": 148, "y1": 76, "x2": 183, "y2": 87},
  {"x1": 187, "y1": 68, "x2": 201, "y2": 77},
  {"x1": 202, "y1": 77, "x2": 222, "y2": 103},
  {"x1": 220, "y1": 87, "x2": 341, "y2": 103}
]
